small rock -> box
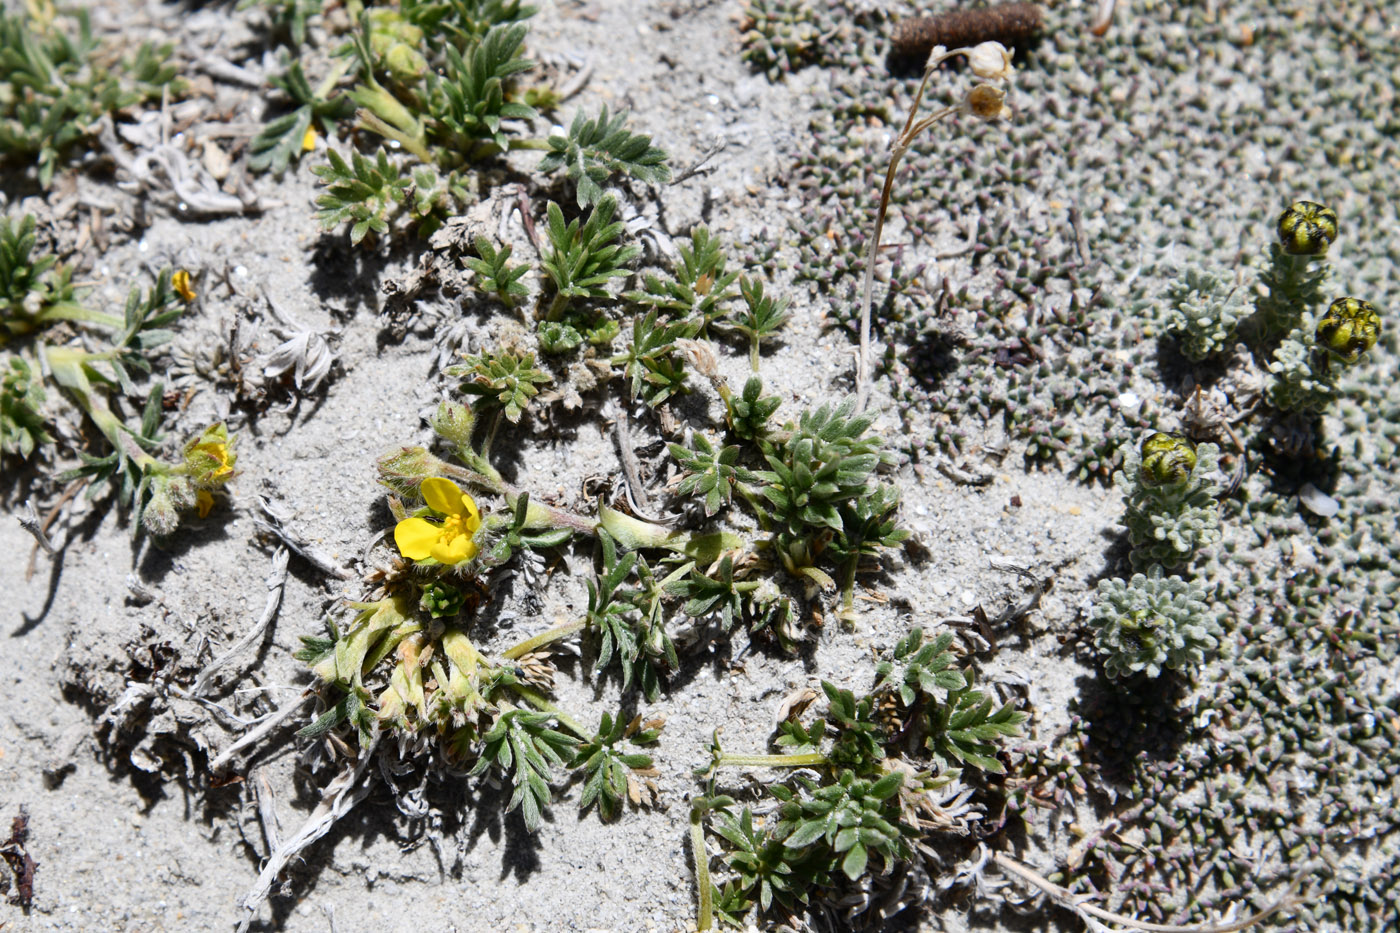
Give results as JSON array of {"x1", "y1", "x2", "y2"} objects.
[{"x1": 1298, "y1": 483, "x2": 1339, "y2": 518}]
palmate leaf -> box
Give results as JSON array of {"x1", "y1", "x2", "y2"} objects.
[
  {"x1": 775, "y1": 770, "x2": 907, "y2": 882},
  {"x1": 250, "y1": 59, "x2": 355, "y2": 175},
  {"x1": 925, "y1": 669, "x2": 1026, "y2": 773},
  {"x1": 666, "y1": 555, "x2": 744, "y2": 630},
  {"x1": 465, "y1": 235, "x2": 529, "y2": 306},
  {"x1": 313, "y1": 147, "x2": 413, "y2": 244},
  {"x1": 469, "y1": 709, "x2": 577, "y2": 830},
  {"x1": 541, "y1": 195, "x2": 640, "y2": 302},
  {"x1": 538, "y1": 105, "x2": 672, "y2": 207},
  {"x1": 874, "y1": 628, "x2": 964, "y2": 707},
  {"x1": 570, "y1": 711, "x2": 659, "y2": 821},
  {"x1": 628, "y1": 226, "x2": 739, "y2": 324},
  {"x1": 725, "y1": 275, "x2": 791, "y2": 367},
  {"x1": 668, "y1": 433, "x2": 745, "y2": 516},
  {"x1": 400, "y1": 0, "x2": 538, "y2": 48},
  {"x1": 445, "y1": 347, "x2": 551, "y2": 423},
  {"x1": 613, "y1": 309, "x2": 700, "y2": 403},
  {"x1": 430, "y1": 22, "x2": 535, "y2": 150}
]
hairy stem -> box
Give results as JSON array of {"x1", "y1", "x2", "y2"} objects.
[
  {"x1": 502, "y1": 619, "x2": 586, "y2": 660},
  {"x1": 691, "y1": 809, "x2": 714, "y2": 931},
  {"x1": 714, "y1": 751, "x2": 828, "y2": 769}
]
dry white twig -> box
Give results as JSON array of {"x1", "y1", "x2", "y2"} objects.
[
  {"x1": 210, "y1": 692, "x2": 314, "y2": 773},
  {"x1": 255, "y1": 496, "x2": 352, "y2": 580},
  {"x1": 190, "y1": 548, "x2": 290, "y2": 696},
  {"x1": 236, "y1": 734, "x2": 380, "y2": 933},
  {"x1": 993, "y1": 852, "x2": 1302, "y2": 933}
]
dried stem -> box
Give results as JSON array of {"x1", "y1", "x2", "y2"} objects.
[
  {"x1": 855, "y1": 50, "x2": 966, "y2": 412},
  {"x1": 992, "y1": 852, "x2": 1302, "y2": 933}
]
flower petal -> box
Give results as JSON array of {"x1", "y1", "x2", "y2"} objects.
[
  {"x1": 421, "y1": 477, "x2": 467, "y2": 516},
  {"x1": 461, "y1": 493, "x2": 481, "y2": 531},
  {"x1": 395, "y1": 517, "x2": 441, "y2": 561}
]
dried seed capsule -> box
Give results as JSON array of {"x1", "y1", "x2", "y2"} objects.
[
  {"x1": 1277, "y1": 200, "x2": 1338, "y2": 256},
  {"x1": 1316, "y1": 297, "x2": 1381, "y2": 364},
  {"x1": 1139, "y1": 433, "x2": 1197, "y2": 487},
  {"x1": 890, "y1": 3, "x2": 1043, "y2": 72}
]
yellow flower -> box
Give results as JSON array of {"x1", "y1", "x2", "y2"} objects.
[
  {"x1": 196, "y1": 489, "x2": 215, "y2": 518},
  {"x1": 394, "y1": 477, "x2": 482, "y2": 564},
  {"x1": 183, "y1": 424, "x2": 237, "y2": 488},
  {"x1": 302, "y1": 125, "x2": 318, "y2": 152},
  {"x1": 172, "y1": 269, "x2": 196, "y2": 302}
]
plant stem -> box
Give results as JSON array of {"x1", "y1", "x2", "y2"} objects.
[
  {"x1": 34, "y1": 301, "x2": 124, "y2": 330},
  {"x1": 502, "y1": 619, "x2": 586, "y2": 660},
  {"x1": 714, "y1": 751, "x2": 828, "y2": 769},
  {"x1": 691, "y1": 809, "x2": 714, "y2": 932},
  {"x1": 544, "y1": 291, "x2": 570, "y2": 322},
  {"x1": 855, "y1": 47, "x2": 970, "y2": 412}
]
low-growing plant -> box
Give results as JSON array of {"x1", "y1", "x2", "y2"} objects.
[
  {"x1": 1, "y1": 216, "x2": 234, "y2": 534},
  {"x1": 692, "y1": 626, "x2": 1026, "y2": 928},
  {"x1": 1115, "y1": 432, "x2": 1222, "y2": 570},
  {"x1": 0, "y1": 6, "x2": 177, "y2": 186},
  {"x1": 1087, "y1": 566, "x2": 1219, "y2": 679}
]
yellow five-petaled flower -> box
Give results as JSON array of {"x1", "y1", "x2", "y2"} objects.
[{"x1": 394, "y1": 477, "x2": 482, "y2": 565}]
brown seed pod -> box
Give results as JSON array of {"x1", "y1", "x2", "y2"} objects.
[{"x1": 889, "y1": 3, "x2": 1044, "y2": 73}]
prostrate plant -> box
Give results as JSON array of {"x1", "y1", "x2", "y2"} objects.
[
  {"x1": 299, "y1": 394, "x2": 741, "y2": 827},
  {"x1": 281, "y1": 1, "x2": 672, "y2": 242},
  {"x1": 692, "y1": 627, "x2": 1026, "y2": 928},
  {"x1": 1115, "y1": 432, "x2": 1222, "y2": 570},
  {"x1": 540, "y1": 195, "x2": 640, "y2": 321},
  {"x1": 446, "y1": 346, "x2": 551, "y2": 424},
  {"x1": 1, "y1": 215, "x2": 235, "y2": 535},
  {"x1": 1087, "y1": 567, "x2": 1218, "y2": 680},
  {"x1": 2, "y1": 214, "x2": 102, "y2": 342},
  {"x1": 537, "y1": 105, "x2": 673, "y2": 208},
  {"x1": 0, "y1": 4, "x2": 177, "y2": 186},
  {"x1": 628, "y1": 226, "x2": 740, "y2": 329},
  {"x1": 1159, "y1": 265, "x2": 1251, "y2": 362}
]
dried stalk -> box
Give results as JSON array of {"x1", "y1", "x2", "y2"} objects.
[
  {"x1": 856, "y1": 44, "x2": 1010, "y2": 411},
  {"x1": 993, "y1": 852, "x2": 1301, "y2": 933},
  {"x1": 191, "y1": 547, "x2": 290, "y2": 696}
]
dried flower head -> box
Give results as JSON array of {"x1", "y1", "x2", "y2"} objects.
[
  {"x1": 967, "y1": 41, "x2": 1014, "y2": 81},
  {"x1": 964, "y1": 84, "x2": 1011, "y2": 121}
]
